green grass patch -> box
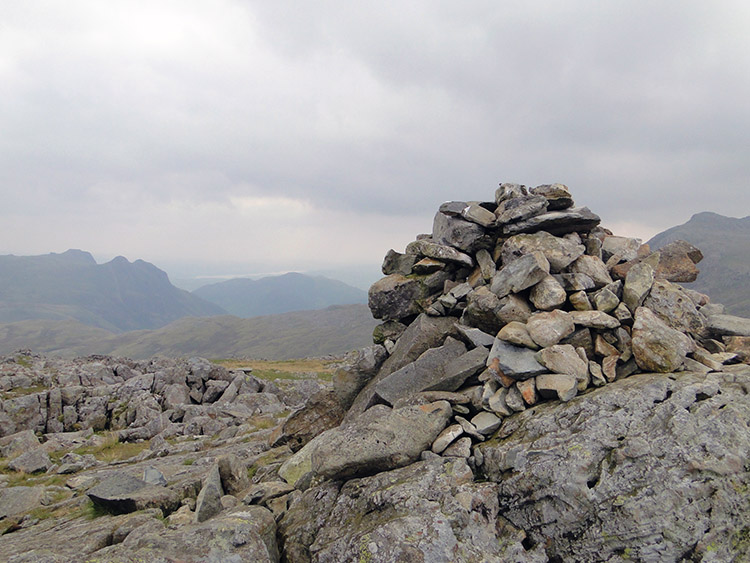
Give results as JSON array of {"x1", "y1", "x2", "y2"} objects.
[
  {"x1": 213, "y1": 358, "x2": 336, "y2": 382},
  {"x1": 72, "y1": 432, "x2": 150, "y2": 463},
  {"x1": 1, "y1": 384, "x2": 48, "y2": 400}
]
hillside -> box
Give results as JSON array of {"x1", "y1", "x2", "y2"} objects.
[
  {"x1": 0, "y1": 250, "x2": 226, "y2": 332},
  {"x1": 648, "y1": 212, "x2": 750, "y2": 316},
  {"x1": 192, "y1": 272, "x2": 368, "y2": 317},
  {"x1": 0, "y1": 304, "x2": 377, "y2": 360}
]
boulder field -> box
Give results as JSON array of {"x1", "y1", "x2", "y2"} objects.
[{"x1": 2, "y1": 182, "x2": 750, "y2": 562}]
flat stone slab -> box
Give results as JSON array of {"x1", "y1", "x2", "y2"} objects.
[
  {"x1": 310, "y1": 401, "x2": 453, "y2": 480},
  {"x1": 374, "y1": 337, "x2": 467, "y2": 405},
  {"x1": 87, "y1": 473, "x2": 180, "y2": 515},
  {"x1": 706, "y1": 314, "x2": 750, "y2": 337},
  {"x1": 503, "y1": 206, "x2": 601, "y2": 235},
  {"x1": 487, "y1": 338, "x2": 547, "y2": 381}
]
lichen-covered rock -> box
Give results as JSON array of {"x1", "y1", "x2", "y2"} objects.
[
  {"x1": 294, "y1": 458, "x2": 546, "y2": 563},
  {"x1": 367, "y1": 274, "x2": 431, "y2": 321},
  {"x1": 632, "y1": 307, "x2": 695, "y2": 372},
  {"x1": 85, "y1": 506, "x2": 279, "y2": 562},
  {"x1": 310, "y1": 401, "x2": 453, "y2": 480},
  {"x1": 500, "y1": 231, "x2": 585, "y2": 272},
  {"x1": 478, "y1": 368, "x2": 750, "y2": 563}
]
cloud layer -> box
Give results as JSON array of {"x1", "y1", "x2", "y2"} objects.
[{"x1": 2, "y1": 1, "x2": 748, "y2": 277}]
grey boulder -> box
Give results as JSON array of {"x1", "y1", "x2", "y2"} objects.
[{"x1": 310, "y1": 401, "x2": 453, "y2": 480}]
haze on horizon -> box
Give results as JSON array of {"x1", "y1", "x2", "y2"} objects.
[{"x1": 2, "y1": 1, "x2": 749, "y2": 283}]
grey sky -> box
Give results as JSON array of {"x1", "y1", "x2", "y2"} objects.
[{"x1": 1, "y1": 1, "x2": 748, "y2": 282}]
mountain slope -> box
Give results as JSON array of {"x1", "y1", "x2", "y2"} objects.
[
  {"x1": 0, "y1": 250, "x2": 226, "y2": 332},
  {"x1": 648, "y1": 212, "x2": 750, "y2": 316},
  {"x1": 192, "y1": 272, "x2": 368, "y2": 317},
  {"x1": 0, "y1": 304, "x2": 377, "y2": 360}
]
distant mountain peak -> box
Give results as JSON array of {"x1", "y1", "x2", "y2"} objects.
[
  {"x1": 0, "y1": 250, "x2": 225, "y2": 331},
  {"x1": 55, "y1": 249, "x2": 97, "y2": 264}
]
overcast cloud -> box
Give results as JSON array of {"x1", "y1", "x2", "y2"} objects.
[{"x1": 1, "y1": 1, "x2": 748, "y2": 284}]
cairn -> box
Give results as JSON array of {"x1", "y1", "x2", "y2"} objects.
[{"x1": 349, "y1": 182, "x2": 749, "y2": 457}]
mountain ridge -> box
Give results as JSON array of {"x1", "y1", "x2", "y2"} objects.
[
  {"x1": 192, "y1": 271, "x2": 368, "y2": 317},
  {"x1": 0, "y1": 250, "x2": 226, "y2": 332},
  {"x1": 648, "y1": 211, "x2": 750, "y2": 316}
]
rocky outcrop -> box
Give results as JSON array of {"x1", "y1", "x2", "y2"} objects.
[{"x1": 478, "y1": 367, "x2": 750, "y2": 562}]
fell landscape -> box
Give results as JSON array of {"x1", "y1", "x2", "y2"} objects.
[
  {"x1": 2, "y1": 183, "x2": 750, "y2": 562},
  {"x1": 2, "y1": 3, "x2": 750, "y2": 562}
]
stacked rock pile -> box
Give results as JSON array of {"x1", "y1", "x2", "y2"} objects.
[{"x1": 356, "y1": 183, "x2": 750, "y2": 455}]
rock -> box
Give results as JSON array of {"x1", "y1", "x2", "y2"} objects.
[
  {"x1": 526, "y1": 310, "x2": 575, "y2": 348},
  {"x1": 706, "y1": 314, "x2": 750, "y2": 337},
  {"x1": 194, "y1": 464, "x2": 224, "y2": 523},
  {"x1": 88, "y1": 506, "x2": 279, "y2": 562},
  {"x1": 593, "y1": 287, "x2": 619, "y2": 313},
  {"x1": 516, "y1": 379, "x2": 539, "y2": 405},
  {"x1": 568, "y1": 254, "x2": 613, "y2": 288},
  {"x1": 455, "y1": 325, "x2": 496, "y2": 348},
  {"x1": 286, "y1": 458, "x2": 540, "y2": 562},
  {"x1": 503, "y1": 206, "x2": 601, "y2": 236},
  {"x1": 0, "y1": 486, "x2": 45, "y2": 519},
  {"x1": 568, "y1": 310, "x2": 621, "y2": 329},
  {"x1": 529, "y1": 275, "x2": 567, "y2": 310},
  {"x1": 653, "y1": 239, "x2": 703, "y2": 282},
  {"x1": 495, "y1": 182, "x2": 528, "y2": 203},
  {"x1": 413, "y1": 257, "x2": 444, "y2": 274},
  {"x1": 217, "y1": 453, "x2": 249, "y2": 496},
  {"x1": 368, "y1": 274, "x2": 431, "y2": 321},
  {"x1": 87, "y1": 473, "x2": 180, "y2": 515},
  {"x1": 537, "y1": 345, "x2": 589, "y2": 383},
  {"x1": 530, "y1": 183, "x2": 574, "y2": 210},
  {"x1": 374, "y1": 337, "x2": 468, "y2": 405},
  {"x1": 553, "y1": 272, "x2": 596, "y2": 291},
  {"x1": 461, "y1": 286, "x2": 503, "y2": 334},
  {"x1": 405, "y1": 239, "x2": 475, "y2": 267},
  {"x1": 8, "y1": 447, "x2": 52, "y2": 474},
  {"x1": 470, "y1": 411, "x2": 503, "y2": 435},
  {"x1": 535, "y1": 373, "x2": 578, "y2": 402},
  {"x1": 496, "y1": 294, "x2": 533, "y2": 325},
  {"x1": 488, "y1": 387, "x2": 513, "y2": 416},
  {"x1": 432, "y1": 211, "x2": 492, "y2": 253},
  {"x1": 500, "y1": 231, "x2": 585, "y2": 272},
  {"x1": 569, "y1": 290, "x2": 593, "y2": 311},
  {"x1": 0, "y1": 429, "x2": 40, "y2": 459},
  {"x1": 442, "y1": 436, "x2": 473, "y2": 457},
  {"x1": 496, "y1": 194, "x2": 549, "y2": 224},
  {"x1": 243, "y1": 481, "x2": 295, "y2": 506},
  {"x1": 632, "y1": 307, "x2": 695, "y2": 372},
  {"x1": 622, "y1": 261, "x2": 655, "y2": 312},
  {"x1": 162, "y1": 382, "x2": 190, "y2": 410},
  {"x1": 643, "y1": 279, "x2": 705, "y2": 334},
  {"x1": 490, "y1": 251, "x2": 550, "y2": 298},
  {"x1": 310, "y1": 401, "x2": 453, "y2": 480},
  {"x1": 601, "y1": 235, "x2": 642, "y2": 264},
  {"x1": 726, "y1": 336, "x2": 750, "y2": 363},
  {"x1": 273, "y1": 389, "x2": 346, "y2": 452},
  {"x1": 346, "y1": 315, "x2": 458, "y2": 420},
  {"x1": 487, "y1": 338, "x2": 547, "y2": 381},
  {"x1": 431, "y1": 423, "x2": 464, "y2": 453},
  {"x1": 478, "y1": 369, "x2": 750, "y2": 562},
  {"x1": 505, "y1": 385, "x2": 526, "y2": 412},
  {"x1": 475, "y1": 248, "x2": 496, "y2": 281},
  {"x1": 381, "y1": 249, "x2": 418, "y2": 275},
  {"x1": 142, "y1": 466, "x2": 167, "y2": 486},
  {"x1": 461, "y1": 202, "x2": 497, "y2": 227},
  {"x1": 497, "y1": 321, "x2": 539, "y2": 350}
]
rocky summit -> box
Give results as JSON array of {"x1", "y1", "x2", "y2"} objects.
[{"x1": 2, "y1": 182, "x2": 750, "y2": 562}]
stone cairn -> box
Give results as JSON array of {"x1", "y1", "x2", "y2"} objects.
[{"x1": 350, "y1": 182, "x2": 749, "y2": 458}]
